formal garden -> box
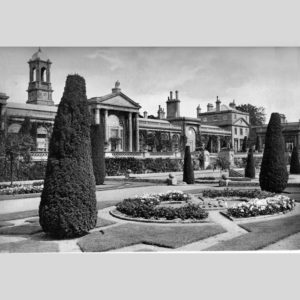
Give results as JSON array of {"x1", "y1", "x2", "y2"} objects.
[{"x1": 1, "y1": 74, "x2": 300, "y2": 252}]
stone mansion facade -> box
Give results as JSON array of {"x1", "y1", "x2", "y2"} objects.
[{"x1": 2, "y1": 48, "x2": 297, "y2": 156}]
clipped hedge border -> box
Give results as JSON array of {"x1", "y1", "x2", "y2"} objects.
[{"x1": 110, "y1": 209, "x2": 211, "y2": 224}]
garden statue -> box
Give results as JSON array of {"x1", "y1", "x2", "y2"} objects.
[
  {"x1": 203, "y1": 149, "x2": 210, "y2": 169},
  {"x1": 125, "y1": 169, "x2": 132, "y2": 179},
  {"x1": 166, "y1": 173, "x2": 178, "y2": 185}
]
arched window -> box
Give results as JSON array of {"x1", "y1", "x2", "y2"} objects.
[
  {"x1": 32, "y1": 68, "x2": 36, "y2": 81},
  {"x1": 187, "y1": 127, "x2": 196, "y2": 151},
  {"x1": 41, "y1": 67, "x2": 47, "y2": 82},
  {"x1": 107, "y1": 114, "x2": 124, "y2": 151}
]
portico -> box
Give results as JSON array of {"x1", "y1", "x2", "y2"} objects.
[{"x1": 89, "y1": 81, "x2": 141, "y2": 152}]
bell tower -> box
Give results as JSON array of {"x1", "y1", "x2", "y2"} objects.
[{"x1": 27, "y1": 48, "x2": 54, "y2": 105}]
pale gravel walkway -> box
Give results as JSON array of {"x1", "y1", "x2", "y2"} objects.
[{"x1": 0, "y1": 184, "x2": 213, "y2": 214}]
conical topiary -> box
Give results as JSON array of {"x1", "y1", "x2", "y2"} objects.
[
  {"x1": 183, "y1": 145, "x2": 194, "y2": 184},
  {"x1": 259, "y1": 113, "x2": 288, "y2": 193},
  {"x1": 255, "y1": 135, "x2": 261, "y2": 152},
  {"x1": 290, "y1": 146, "x2": 300, "y2": 174},
  {"x1": 245, "y1": 148, "x2": 255, "y2": 178},
  {"x1": 91, "y1": 124, "x2": 106, "y2": 185},
  {"x1": 39, "y1": 74, "x2": 97, "y2": 238},
  {"x1": 242, "y1": 136, "x2": 248, "y2": 152}
]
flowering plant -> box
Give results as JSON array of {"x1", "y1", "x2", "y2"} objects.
[
  {"x1": 227, "y1": 195, "x2": 295, "y2": 218},
  {"x1": 0, "y1": 183, "x2": 43, "y2": 195}
]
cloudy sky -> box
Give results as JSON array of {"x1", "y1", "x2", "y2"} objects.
[{"x1": 1, "y1": 47, "x2": 300, "y2": 122}]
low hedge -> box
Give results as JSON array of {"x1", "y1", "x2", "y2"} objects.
[
  {"x1": 202, "y1": 189, "x2": 275, "y2": 199},
  {"x1": 116, "y1": 191, "x2": 208, "y2": 220},
  {"x1": 105, "y1": 157, "x2": 183, "y2": 176}
]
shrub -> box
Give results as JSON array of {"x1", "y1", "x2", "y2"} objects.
[
  {"x1": 259, "y1": 113, "x2": 289, "y2": 193},
  {"x1": 255, "y1": 135, "x2": 261, "y2": 152},
  {"x1": 242, "y1": 136, "x2": 248, "y2": 152},
  {"x1": 227, "y1": 195, "x2": 295, "y2": 218},
  {"x1": 116, "y1": 195, "x2": 208, "y2": 221},
  {"x1": 183, "y1": 145, "x2": 194, "y2": 184},
  {"x1": 39, "y1": 74, "x2": 97, "y2": 239},
  {"x1": 245, "y1": 148, "x2": 255, "y2": 178},
  {"x1": 90, "y1": 124, "x2": 106, "y2": 184},
  {"x1": 202, "y1": 189, "x2": 274, "y2": 199},
  {"x1": 290, "y1": 146, "x2": 300, "y2": 174},
  {"x1": 104, "y1": 157, "x2": 182, "y2": 176}
]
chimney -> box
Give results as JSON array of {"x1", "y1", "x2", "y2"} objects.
[
  {"x1": 175, "y1": 90, "x2": 178, "y2": 100},
  {"x1": 170, "y1": 91, "x2": 173, "y2": 100},
  {"x1": 216, "y1": 96, "x2": 221, "y2": 112},
  {"x1": 143, "y1": 111, "x2": 148, "y2": 119},
  {"x1": 207, "y1": 103, "x2": 213, "y2": 112},
  {"x1": 229, "y1": 100, "x2": 236, "y2": 109},
  {"x1": 197, "y1": 105, "x2": 201, "y2": 117}
]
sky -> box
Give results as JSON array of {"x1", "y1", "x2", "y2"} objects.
[{"x1": 1, "y1": 47, "x2": 300, "y2": 123}]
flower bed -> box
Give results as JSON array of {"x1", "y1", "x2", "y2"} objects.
[
  {"x1": 0, "y1": 182, "x2": 44, "y2": 195},
  {"x1": 115, "y1": 191, "x2": 208, "y2": 221},
  {"x1": 227, "y1": 195, "x2": 295, "y2": 218},
  {"x1": 202, "y1": 189, "x2": 275, "y2": 199}
]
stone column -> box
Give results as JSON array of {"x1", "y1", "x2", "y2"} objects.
[
  {"x1": 217, "y1": 136, "x2": 221, "y2": 153},
  {"x1": 135, "y1": 113, "x2": 140, "y2": 152},
  {"x1": 128, "y1": 112, "x2": 133, "y2": 152},
  {"x1": 94, "y1": 108, "x2": 100, "y2": 125},
  {"x1": 104, "y1": 109, "x2": 108, "y2": 142}
]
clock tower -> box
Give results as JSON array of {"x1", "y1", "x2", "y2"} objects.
[{"x1": 26, "y1": 48, "x2": 54, "y2": 105}]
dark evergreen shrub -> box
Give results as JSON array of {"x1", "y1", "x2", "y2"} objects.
[
  {"x1": 255, "y1": 135, "x2": 261, "y2": 152},
  {"x1": 242, "y1": 136, "x2": 248, "y2": 152},
  {"x1": 90, "y1": 124, "x2": 106, "y2": 184},
  {"x1": 245, "y1": 148, "x2": 255, "y2": 178},
  {"x1": 259, "y1": 113, "x2": 288, "y2": 193},
  {"x1": 183, "y1": 145, "x2": 194, "y2": 184},
  {"x1": 39, "y1": 74, "x2": 97, "y2": 238},
  {"x1": 290, "y1": 146, "x2": 300, "y2": 174}
]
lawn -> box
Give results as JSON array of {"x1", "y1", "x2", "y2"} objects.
[
  {"x1": 205, "y1": 214, "x2": 300, "y2": 251},
  {"x1": 0, "y1": 210, "x2": 38, "y2": 222},
  {"x1": 0, "y1": 240, "x2": 59, "y2": 253},
  {"x1": 77, "y1": 223, "x2": 226, "y2": 252}
]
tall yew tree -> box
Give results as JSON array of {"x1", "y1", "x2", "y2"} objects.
[
  {"x1": 290, "y1": 146, "x2": 300, "y2": 174},
  {"x1": 91, "y1": 124, "x2": 106, "y2": 185},
  {"x1": 259, "y1": 113, "x2": 288, "y2": 193},
  {"x1": 39, "y1": 74, "x2": 97, "y2": 238},
  {"x1": 183, "y1": 145, "x2": 194, "y2": 184}
]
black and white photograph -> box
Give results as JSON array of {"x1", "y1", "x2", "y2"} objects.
[
  {"x1": 1, "y1": 1, "x2": 300, "y2": 299},
  {"x1": 0, "y1": 46, "x2": 300, "y2": 252}
]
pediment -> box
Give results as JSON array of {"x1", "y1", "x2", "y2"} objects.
[
  {"x1": 233, "y1": 117, "x2": 250, "y2": 127},
  {"x1": 100, "y1": 93, "x2": 141, "y2": 109}
]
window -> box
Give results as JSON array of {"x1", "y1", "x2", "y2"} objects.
[
  {"x1": 240, "y1": 128, "x2": 243, "y2": 135},
  {"x1": 41, "y1": 67, "x2": 47, "y2": 82},
  {"x1": 223, "y1": 115, "x2": 227, "y2": 120},
  {"x1": 213, "y1": 115, "x2": 218, "y2": 121},
  {"x1": 234, "y1": 127, "x2": 237, "y2": 135}
]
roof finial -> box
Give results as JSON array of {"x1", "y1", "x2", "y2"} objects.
[{"x1": 115, "y1": 80, "x2": 120, "y2": 88}]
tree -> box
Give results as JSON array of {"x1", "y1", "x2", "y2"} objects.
[
  {"x1": 242, "y1": 136, "x2": 248, "y2": 152},
  {"x1": 259, "y1": 113, "x2": 288, "y2": 193},
  {"x1": 183, "y1": 145, "x2": 194, "y2": 184},
  {"x1": 255, "y1": 135, "x2": 261, "y2": 152},
  {"x1": 245, "y1": 148, "x2": 255, "y2": 178},
  {"x1": 39, "y1": 74, "x2": 97, "y2": 238},
  {"x1": 236, "y1": 104, "x2": 266, "y2": 126},
  {"x1": 290, "y1": 146, "x2": 300, "y2": 174},
  {"x1": 91, "y1": 124, "x2": 106, "y2": 184},
  {"x1": 0, "y1": 130, "x2": 34, "y2": 185}
]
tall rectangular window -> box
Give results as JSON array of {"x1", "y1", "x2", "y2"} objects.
[
  {"x1": 234, "y1": 127, "x2": 237, "y2": 135},
  {"x1": 240, "y1": 128, "x2": 243, "y2": 135}
]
